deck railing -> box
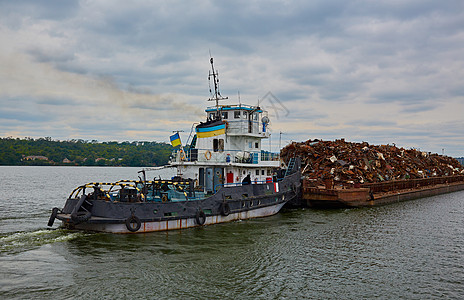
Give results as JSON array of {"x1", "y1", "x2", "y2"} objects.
[
  {"x1": 171, "y1": 148, "x2": 279, "y2": 164},
  {"x1": 361, "y1": 175, "x2": 464, "y2": 193}
]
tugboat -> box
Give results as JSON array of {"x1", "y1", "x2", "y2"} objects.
[{"x1": 48, "y1": 58, "x2": 301, "y2": 233}]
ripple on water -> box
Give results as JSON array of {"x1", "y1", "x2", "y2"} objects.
[{"x1": 0, "y1": 229, "x2": 85, "y2": 255}]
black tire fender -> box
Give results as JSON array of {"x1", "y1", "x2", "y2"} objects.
[
  {"x1": 47, "y1": 207, "x2": 59, "y2": 227},
  {"x1": 220, "y1": 202, "x2": 230, "y2": 216},
  {"x1": 71, "y1": 211, "x2": 91, "y2": 224},
  {"x1": 125, "y1": 215, "x2": 142, "y2": 232},
  {"x1": 195, "y1": 210, "x2": 206, "y2": 225}
]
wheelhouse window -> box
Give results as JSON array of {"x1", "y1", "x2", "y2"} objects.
[
  {"x1": 213, "y1": 138, "x2": 224, "y2": 152},
  {"x1": 234, "y1": 111, "x2": 241, "y2": 119},
  {"x1": 222, "y1": 112, "x2": 228, "y2": 119}
]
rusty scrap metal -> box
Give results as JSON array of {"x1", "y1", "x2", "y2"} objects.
[{"x1": 281, "y1": 138, "x2": 464, "y2": 187}]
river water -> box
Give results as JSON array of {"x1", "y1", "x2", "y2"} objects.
[{"x1": 0, "y1": 166, "x2": 463, "y2": 299}]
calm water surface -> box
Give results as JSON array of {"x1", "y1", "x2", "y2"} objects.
[{"x1": 0, "y1": 166, "x2": 463, "y2": 299}]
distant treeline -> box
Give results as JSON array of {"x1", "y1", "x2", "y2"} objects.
[{"x1": 0, "y1": 137, "x2": 173, "y2": 167}]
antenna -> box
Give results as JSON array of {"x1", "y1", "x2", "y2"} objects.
[{"x1": 208, "y1": 56, "x2": 228, "y2": 119}]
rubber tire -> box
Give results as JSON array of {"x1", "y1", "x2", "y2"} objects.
[
  {"x1": 125, "y1": 215, "x2": 142, "y2": 232},
  {"x1": 195, "y1": 210, "x2": 206, "y2": 225},
  {"x1": 220, "y1": 202, "x2": 230, "y2": 216},
  {"x1": 71, "y1": 211, "x2": 91, "y2": 224},
  {"x1": 47, "y1": 207, "x2": 59, "y2": 227}
]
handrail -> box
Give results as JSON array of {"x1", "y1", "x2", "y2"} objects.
[
  {"x1": 171, "y1": 148, "x2": 279, "y2": 163},
  {"x1": 361, "y1": 175, "x2": 464, "y2": 193},
  {"x1": 69, "y1": 180, "x2": 193, "y2": 201}
]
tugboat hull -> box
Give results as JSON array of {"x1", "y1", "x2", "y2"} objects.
[
  {"x1": 57, "y1": 202, "x2": 286, "y2": 233},
  {"x1": 54, "y1": 171, "x2": 300, "y2": 233}
]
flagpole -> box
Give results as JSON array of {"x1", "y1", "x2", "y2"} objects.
[{"x1": 172, "y1": 130, "x2": 184, "y2": 177}]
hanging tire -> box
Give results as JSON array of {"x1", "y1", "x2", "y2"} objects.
[
  {"x1": 195, "y1": 210, "x2": 206, "y2": 225},
  {"x1": 47, "y1": 207, "x2": 59, "y2": 227},
  {"x1": 220, "y1": 202, "x2": 230, "y2": 216},
  {"x1": 125, "y1": 215, "x2": 142, "y2": 232},
  {"x1": 71, "y1": 211, "x2": 91, "y2": 224}
]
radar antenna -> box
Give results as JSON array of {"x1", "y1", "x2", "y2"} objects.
[{"x1": 208, "y1": 57, "x2": 228, "y2": 119}]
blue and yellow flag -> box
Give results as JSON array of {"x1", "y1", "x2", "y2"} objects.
[
  {"x1": 170, "y1": 132, "x2": 181, "y2": 147},
  {"x1": 196, "y1": 123, "x2": 226, "y2": 138}
]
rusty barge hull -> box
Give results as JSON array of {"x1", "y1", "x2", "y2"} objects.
[{"x1": 302, "y1": 176, "x2": 464, "y2": 208}]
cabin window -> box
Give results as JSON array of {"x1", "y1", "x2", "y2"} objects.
[
  {"x1": 213, "y1": 139, "x2": 224, "y2": 152},
  {"x1": 255, "y1": 170, "x2": 260, "y2": 176},
  {"x1": 249, "y1": 142, "x2": 252, "y2": 149},
  {"x1": 254, "y1": 113, "x2": 258, "y2": 120},
  {"x1": 267, "y1": 169, "x2": 272, "y2": 176},
  {"x1": 243, "y1": 111, "x2": 247, "y2": 118},
  {"x1": 222, "y1": 112, "x2": 228, "y2": 119},
  {"x1": 209, "y1": 113, "x2": 215, "y2": 120},
  {"x1": 255, "y1": 142, "x2": 259, "y2": 148},
  {"x1": 261, "y1": 170, "x2": 265, "y2": 175},
  {"x1": 234, "y1": 111, "x2": 241, "y2": 119},
  {"x1": 219, "y1": 139, "x2": 224, "y2": 152}
]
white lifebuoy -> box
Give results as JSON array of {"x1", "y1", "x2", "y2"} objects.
[{"x1": 205, "y1": 150, "x2": 212, "y2": 160}]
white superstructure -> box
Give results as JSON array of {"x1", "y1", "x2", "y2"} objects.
[{"x1": 167, "y1": 58, "x2": 280, "y2": 193}]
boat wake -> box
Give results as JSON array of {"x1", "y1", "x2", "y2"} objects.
[{"x1": 0, "y1": 229, "x2": 83, "y2": 255}]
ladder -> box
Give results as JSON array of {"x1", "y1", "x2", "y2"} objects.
[{"x1": 284, "y1": 157, "x2": 296, "y2": 177}]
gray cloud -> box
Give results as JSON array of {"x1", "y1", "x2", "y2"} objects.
[{"x1": 1, "y1": 1, "x2": 463, "y2": 156}]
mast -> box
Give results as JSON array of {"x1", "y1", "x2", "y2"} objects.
[{"x1": 208, "y1": 57, "x2": 228, "y2": 119}]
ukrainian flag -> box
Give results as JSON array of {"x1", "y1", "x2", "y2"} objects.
[
  {"x1": 196, "y1": 123, "x2": 226, "y2": 138},
  {"x1": 170, "y1": 132, "x2": 181, "y2": 147}
]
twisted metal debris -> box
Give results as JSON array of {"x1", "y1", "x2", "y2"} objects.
[{"x1": 281, "y1": 139, "x2": 463, "y2": 187}]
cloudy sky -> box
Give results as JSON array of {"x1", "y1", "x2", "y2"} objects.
[{"x1": 1, "y1": 0, "x2": 463, "y2": 156}]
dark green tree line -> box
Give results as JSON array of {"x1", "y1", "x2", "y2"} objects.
[{"x1": 0, "y1": 137, "x2": 173, "y2": 167}]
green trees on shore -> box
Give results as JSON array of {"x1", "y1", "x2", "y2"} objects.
[{"x1": 0, "y1": 137, "x2": 173, "y2": 167}]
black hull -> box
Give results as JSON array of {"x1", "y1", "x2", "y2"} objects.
[{"x1": 55, "y1": 171, "x2": 301, "y2": 233}]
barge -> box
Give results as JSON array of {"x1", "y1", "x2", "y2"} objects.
[{"x1": 301, "y1": 175, "x2": 464, "y2": 208}]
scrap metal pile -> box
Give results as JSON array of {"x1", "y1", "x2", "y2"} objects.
[{"x1": 281, "y1": 139, "x2": 463, "y2": 187}]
